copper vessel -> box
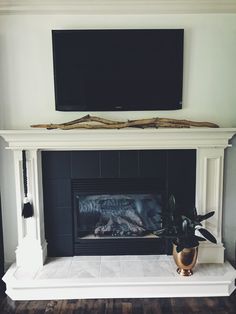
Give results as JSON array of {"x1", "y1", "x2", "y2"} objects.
[{"x1": 173, "y1": 244, "x2": 198, "y2": 276}]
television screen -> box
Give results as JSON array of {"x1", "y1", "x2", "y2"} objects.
[{"x1": 52, "y1": 29, "x2": 184, "y2": 111}]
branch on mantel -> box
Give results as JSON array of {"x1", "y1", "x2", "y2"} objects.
[{"x1": 31, "y1": 115, "x2": 219, "y2": 130}]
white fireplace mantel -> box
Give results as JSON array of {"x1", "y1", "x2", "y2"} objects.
[
  {"x1": 1, "y1": 127, "x2": 236, "y2": 299},
  {"x1": 1, "y1": 127, "x2": 236, "y2": 265},
  {"x1": 1, "y1": 128, "x2": 236, "y2": 150}
]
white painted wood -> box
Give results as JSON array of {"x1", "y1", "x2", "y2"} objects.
[
  {"x1": 198, "y1": 243, "x2": 224, "y2": 264},
  {"x1": 1, "y1": 128, "x2": 236, "y2": 266},
  {"x1": 2, "y1": 256, "x2": 236, "y2": 300},
  {"x1": 196, "y1": 147, "x2": 225, "y2": 263},
  {"x1": 0, "y1": 0, "x2": 236, "y2": 14},
  {"x1": 13, "y1": 149, "x2": 47, "y2": 270},
  {"x1": 13, "y1": 150, "x2": 26, "y2": 247},
  {"x1": 29, "y1": 150, "x2": 47, "y2": 263},
  {"x1": 1, "y1": 128, "x2": 236, "y2": 151}
]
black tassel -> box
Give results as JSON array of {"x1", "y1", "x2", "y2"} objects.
[
  {"x1": 22, "y1": 200, "x2": 33, "y2": 218},
  {"x1": 22, "y1": 150, "x2": 34, "y2": 218}
]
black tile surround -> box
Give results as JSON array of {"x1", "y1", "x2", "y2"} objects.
[{"x1": 42, "y1": 150, "x2": 196, "y2": 256}]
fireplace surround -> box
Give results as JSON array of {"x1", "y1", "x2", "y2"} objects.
[
  {"x1": 1, "y1": 127, "x2": 236, "y2": 299},
  {"x1": 42, "y1": 149, "x2": 196, "y2": 256},
  {"x1": 1, "y1": 127, "x2": 236, "y2": 266}
]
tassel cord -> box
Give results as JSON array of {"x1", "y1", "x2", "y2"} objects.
[
  {"x1": 22, "y1": 150, "x2": 28, "y2": 198},
  {"x1": 22, "y1": 150, "x2": 34, "y2": 218}
]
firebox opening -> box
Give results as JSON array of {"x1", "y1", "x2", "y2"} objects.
[
  {"x1": 74, "y1": 193, "x2": 162, "y2": 239},
  {"x1": 72, "y1": 177, "x2": 166, "y2": 255}
]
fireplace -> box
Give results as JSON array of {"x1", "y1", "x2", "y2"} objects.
[
  {"x1": 1, "y1": 128, "x2": 234, "y2": 267},
  {"x1": 1, "y1": 128, "x2": 236, "y2": 299},
  {"x1": 42, "y1": 149, "x2": 196, "y2": 257}
]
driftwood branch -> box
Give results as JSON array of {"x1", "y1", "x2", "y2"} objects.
[{"x1": 31, "y1": 115, "x2": 219, "y2": 130}]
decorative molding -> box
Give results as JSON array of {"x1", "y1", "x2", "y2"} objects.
[
  {"x1": 195, "y1": 147, "x2": 226, "y2": 263},
  {"x1": 0, "y1": 0, "x2": 236, "y2": 15},
  {"x1": 13, "y1": 150, "x2": 47, "y2": 270},
  {"x1": 0, "y1": 128, "x2": 236, "y2": 151}
]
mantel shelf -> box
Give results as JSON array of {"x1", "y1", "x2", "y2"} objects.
[{"x1": 1, "y1": 128, "x2": 236, "y2": 150}]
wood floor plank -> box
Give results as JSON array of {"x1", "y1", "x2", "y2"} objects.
[
  {"x1": 142, "y1": 298, "x2": 160, "y2": 314},
  {"x1": 121, "y1": 302, "x2": 132, "y2": 314},
  {"x1": 0, "y1": 292, "x2": 236, "y2": 314}
]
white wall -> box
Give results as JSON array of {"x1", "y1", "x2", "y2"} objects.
[{"x1": 0, "y1": 13, "x2": 236, "y2": 264}]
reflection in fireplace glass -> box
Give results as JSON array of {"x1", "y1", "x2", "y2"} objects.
[{"x1": 75, "y1": 194, "x2": 162, "y2": 238}]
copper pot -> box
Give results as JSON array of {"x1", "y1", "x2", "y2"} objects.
[{"x1": 173, "y1": 244, "x2": 198, "y2": 276}]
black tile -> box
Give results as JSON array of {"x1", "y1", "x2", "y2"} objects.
[
  {"x1": 47, "y1": 234, "x2": 73, "y2": 257},
  {"x1": 42, "y1": 151, "x2": 71, "y2": 179},
  {"x1": 100, "y1": 151, "x2": 119, "y2": 178},
  {"x1": 44, "y1": 207, "x2": 73, "y2": 236},
  {"x1": 140, "y1": 150, "x2": 167, "y2": 179},
  {"x1": 71, "y1": 151, "x2": 100, "y2": 178},
  {"x1": 119, "y1": 151, "x2": 139, "y2": 177},
  {"x1": 167, "y1": 149, "x2": 196, "y2": 212},
  {"x1": 43, "y1": 179, "x2": 71, "y2": 208}
]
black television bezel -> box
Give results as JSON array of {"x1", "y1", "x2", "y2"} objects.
[{"x1": 52, "y1": 29, "x2": 184, "y2": 112}]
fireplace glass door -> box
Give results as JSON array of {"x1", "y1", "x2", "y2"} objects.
[
  {"x1": 72, "y1": 178, "x2": 167, "y2": 255},
  {"x1": 75, "y1": 193, "x2": 162, "y2": 238}
]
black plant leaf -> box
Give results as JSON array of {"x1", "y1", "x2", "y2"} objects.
[
  {"x1": 185, "y1": 237, "x2": 199, "y2": 248},
  {"x1": 192, "y1": 207, "x2": 198, "y2": 219},
  {"x1": 198, "y1": 228, "x2": 217, "y2": 243},
  {"x1": 197, "y1": 211, "x2": 215, "y2": 222},
  {"x1": 194, "y1": 235, "x2": 206, "y2": 242},
  {"x1": 176, "y1": 244, "x2": 185, "y2": 253},
  {"x1": 154, "y1": 195, "x2": 217, "y2": 251}
]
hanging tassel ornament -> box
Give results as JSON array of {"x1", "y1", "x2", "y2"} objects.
[{"x1": 22, "y1": 150, "x2": 34, "y2": 218}]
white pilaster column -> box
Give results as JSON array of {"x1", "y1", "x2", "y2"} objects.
[
  {"x1": 14, "y1": 149, "x2": 47, "y2": 270},
  {"x1": 196, "y1": 147, "x2": 225, "y2": 263}
]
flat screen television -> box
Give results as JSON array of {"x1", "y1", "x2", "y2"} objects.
[{"x1": 52, "y1": 29, "x2": 184, "y2": 111}]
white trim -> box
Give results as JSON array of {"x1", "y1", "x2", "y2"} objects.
[
  {"x1": 0, "y1": 0, "x2": 236, "y2": 15},
  {"x1": 12, "y1": 149, "x2": 47, "y2": 269},
  {"x1": 195, "y1": 147, "x2": 226, "y2": 263},
  {"x1": 1, "y1": 128, "x2": 236, "y2": 151}
]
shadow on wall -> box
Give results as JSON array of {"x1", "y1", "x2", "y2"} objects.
[
  {"x1": 223, "y1": 135, "x2": 236, "y2": 265},
  {"x1": 0, "y1": 194, "x2": 6, "y2": 296}
]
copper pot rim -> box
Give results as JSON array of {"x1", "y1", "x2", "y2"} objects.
[{"x1": 173, "y1": 242, "x2": 199, "y2": 250}]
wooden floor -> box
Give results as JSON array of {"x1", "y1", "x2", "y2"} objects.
[{"x1": 0, "y1": 291, "x2": 236, "y2": 314}]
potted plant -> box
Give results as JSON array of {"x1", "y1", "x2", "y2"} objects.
[{"x1": 155, "y1": 195, "x2": 217, "y2": 276}]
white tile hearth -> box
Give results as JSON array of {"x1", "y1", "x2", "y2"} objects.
[
  {"x1": 101, "y1": 261, "x2": 120, "y2": 278},
  {"x1": 3, "y1": 255, "x2": 236, "y2": 300}
]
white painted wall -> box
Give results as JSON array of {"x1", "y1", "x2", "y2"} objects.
[{"x1": 0, "y1": 13, "x2": 236, "y2": 264}]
